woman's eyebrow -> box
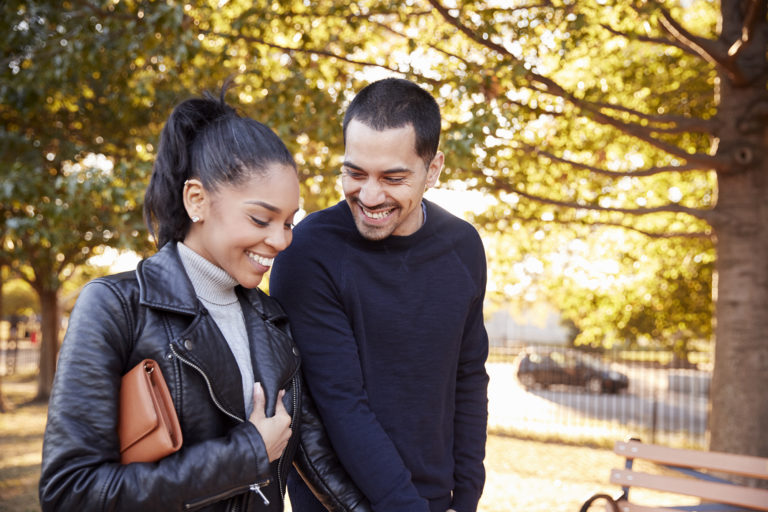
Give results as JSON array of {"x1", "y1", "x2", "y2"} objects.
[{"x1": 245, "y1": 200, "x2": 281, "y2": 213}]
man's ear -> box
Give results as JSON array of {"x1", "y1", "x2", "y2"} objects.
[
  {"x1": 426, "y1": 151, "x2": 444, "y2": 189},
  {"x1": 183, "y1": 179, "x2": 207, "y2": 222}
]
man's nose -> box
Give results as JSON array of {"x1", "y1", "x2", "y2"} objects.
[{"x1": 359, "y1": 178, "x2": 385, "y2": 205}]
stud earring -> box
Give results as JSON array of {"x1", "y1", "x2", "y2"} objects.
[{"x1": 191, "y1": 216, "x2": 200, "y2": 223}]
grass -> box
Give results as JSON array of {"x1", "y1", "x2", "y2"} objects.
[{"x1": 0, "y1": 371, "x2": 695, "y2": 512}]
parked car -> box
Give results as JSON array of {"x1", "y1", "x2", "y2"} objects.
[{"x1": 515, "y1": 348, "x2": 629, "y2": 394}]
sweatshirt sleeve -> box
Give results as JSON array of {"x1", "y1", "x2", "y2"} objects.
[
  {"x1": 293, "y1": 373, "x2": 372, "y2": 512},
  {"x1": 450, "y1": 276, "x2": 489, "y2": 511},
  {"x1": 271, "y1": 237, "x2": 430, "y2": 512}
]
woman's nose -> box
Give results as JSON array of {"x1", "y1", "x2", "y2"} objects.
[{"x1": 265, "y1": 226, "x2": 291, "y2": 252}]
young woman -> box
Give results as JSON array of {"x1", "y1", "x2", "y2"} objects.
[{"x1": 39, "y1": 89, "x2": 369, "y2": 512}]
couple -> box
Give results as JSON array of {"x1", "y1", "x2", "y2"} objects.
[{"x1": 39, "y1": 77, "x2": 490, "y2": 512}]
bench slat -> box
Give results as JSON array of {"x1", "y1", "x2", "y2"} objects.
[
  {"x1": 613, "y1": 502, "x2": 684, "y2": 512},
  {"x1": 610, "y1": 469, "x2": 768, "y2": 511},
  {"x1": 615, "y1": 440, "x2": 768, "y2": 479}
]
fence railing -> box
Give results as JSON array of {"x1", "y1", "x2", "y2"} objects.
[
  {"x1": 487, "y1": 344, "x2": 711, "y2": 449},
  {"x1": 0, "y1": 340, "x2": 41, "y2": 377},
  {"x1": 1, "y1": 340, "x2": 711, "y2": 449}
]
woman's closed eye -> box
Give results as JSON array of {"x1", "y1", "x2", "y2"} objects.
[{"x1": 249, "y1": 216, "x2": 269, "y2": 227}]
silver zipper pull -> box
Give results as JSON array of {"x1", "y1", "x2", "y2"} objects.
[{"x1": 249, "y1": 483, "x2": 270, "y2": 505}]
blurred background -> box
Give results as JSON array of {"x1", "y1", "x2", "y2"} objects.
[{"x1": 2, "y1": 0, "x2": 767, "y2": 510}]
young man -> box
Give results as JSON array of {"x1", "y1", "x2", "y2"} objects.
[{"x1": 271, "y1": 78, "x2": 489, "y2": 512}]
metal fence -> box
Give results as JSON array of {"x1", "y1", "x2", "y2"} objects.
[
  {"x1": 0, "y1": 340, "x2": 40, "y2": 377},
  {"x1": 487, "y1": 344, "x2": 711, "y2": 449},
  {"x1": 1, "y1": 340, "x2": 711, "y2": 449}
]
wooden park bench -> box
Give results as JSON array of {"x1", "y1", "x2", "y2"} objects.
[{"x1": 580, "y1": 439, "x2": 768, "y2": 512}]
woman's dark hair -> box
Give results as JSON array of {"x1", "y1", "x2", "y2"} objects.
[
  {"x1": 144, "y1": 87, "x2": 296, "y2": 248},
  {"x1": 342, "y1": 78, "x2": 441, "y2": 169}
]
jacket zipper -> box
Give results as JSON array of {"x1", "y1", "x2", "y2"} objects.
[
  {"x1": 276, "y1": 374, "x2": 299, "y2": 497},
  {"x1": 183, "y1": 478, "x2": 270, "y2": 510},
  {"x1": 170, "y1": 344, "x2": 242, "y2": 423},
  {"x1": 250, "y1": 482, "x2": 270, "y2": 505},
  {"x1": 171, "y1": 344, "x2": 277, "y2": 508}
]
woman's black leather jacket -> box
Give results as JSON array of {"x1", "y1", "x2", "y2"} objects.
[{"x1": 39, "y1": 243, "x2": 370, "y2": 512}]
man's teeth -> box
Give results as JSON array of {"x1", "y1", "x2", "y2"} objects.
[
  {"x1": 247, "y1": 252, "x2": 273, "y2": 267},
  {"x1": 362, "y1": 207, "x2": 391, "y2": 220}
]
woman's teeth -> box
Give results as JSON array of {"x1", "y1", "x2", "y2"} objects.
[{"x1": 247, "y1": 252, "x2": 273, "y2": 267}]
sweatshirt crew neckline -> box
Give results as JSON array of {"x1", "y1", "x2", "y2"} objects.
[{"x1": 341, "y1": 200, "x2": 437, "y2": 250}]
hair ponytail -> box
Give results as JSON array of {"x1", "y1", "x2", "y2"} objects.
[{"x1": 143, "y1": 86, "x2": 294, "y2": 248}]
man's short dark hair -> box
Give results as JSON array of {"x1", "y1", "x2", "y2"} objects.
[{"x1": 343, "y1": 78, "x2": 441, "y2": 168}]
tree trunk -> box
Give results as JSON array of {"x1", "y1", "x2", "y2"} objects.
[
  {"x1": 710, "y1": 174, "x2": 768, "y2": 459},
  {"x1": 0, "y1": 271, "x2": 4, "y2": 412},
  {"x1": 35, "y1": 287, "x2": 59, "y2": 402},
  {"x1": 0, "y1": 376, "x2": 9, "y2": 413},
  {"x1": 708, "y1": 1, "x2": 768, "y2": 456},
  {"x1": 0, "y1": 271, "x2": 9, "y2": 412}
]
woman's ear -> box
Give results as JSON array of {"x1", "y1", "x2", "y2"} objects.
[{"x1": 183, "y1": 179, "x2": 207, "y2": 223}]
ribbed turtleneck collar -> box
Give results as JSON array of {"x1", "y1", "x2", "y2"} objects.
[{"x1": 177, "y1": 242, "x2": 239, "y2": 306}]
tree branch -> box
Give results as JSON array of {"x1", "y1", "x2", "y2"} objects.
[
  {"x1": 498, "y1": 213, "x2": 713, "y2": 239},
  {"x1": 657, "y1": 5, "x2": 748, "y2": 85},
  {"x1": 727, "y1": 0, "x2": 765, "y2": 59},
  {"x1": 581, "y1": 219, "x2": 712, "y2": 239},
  {"x1": 366, "y1": 19, "x2": 475, "y2": 69},
  {"x1": 576, "y1": 102, "x2": 727, "y2": 170},
  {"x1": 590, "y1": 100, "x2": 717, "y2": 134},
  {"x1": 197, "y1": 27, "x2": 442, "y2": 85},
  {"x1": 600, "y1": 23, "x2": 697, "y2": 56},
  {"x1": 426, "y1": 0, "x2": 514, "y2": 58},
  {"x1": 490, "y1": 177, "x2": 716, "y2": 223},
  {"x1": 518, "y1": 143, "x2": 705, "y2": 177},
  {"x1": 478, "y1": 3, "x2": 555, "y2": 14},
  {"x1": 70, "y1": 0, "x2": 138, "y2": 22},
  {"x1": 427, "y1": 0, "x2": 731, "y2": 170}
]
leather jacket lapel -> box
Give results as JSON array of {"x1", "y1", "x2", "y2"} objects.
[
  {"x1": 136, "y1": 243, "x2": 247, "y2": 422},
  {"x1": 136, "y1": 243, "x2": 198, "y2": 315},
  {"x1": 135, "y1": 243, "x2": 300, "y2": 424},
  {"x1": 169, "y1": 311, "x2": 247, "y2": 421},
  {"x1": 239, "y1": 288, "x2": 300, "y2": 418}
]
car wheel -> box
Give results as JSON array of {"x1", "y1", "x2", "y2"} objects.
[
  {"x1": 587, "y1": 377, "x2": 603, "y2": 394},
  {"x1": 519, "y1": 374, "x2": 537, "y2": 389}
]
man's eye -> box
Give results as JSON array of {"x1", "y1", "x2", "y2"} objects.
[
  {"x1": 385, "y1": 177, "x2": 405, "y2": 183},
  {"x1": 343, "y1": 169, "x2": 364, "y2": 179}
]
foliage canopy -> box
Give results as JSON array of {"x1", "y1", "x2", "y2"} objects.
[{"x1": 3, "y1": 0, "x2": 767, "y2": 456}]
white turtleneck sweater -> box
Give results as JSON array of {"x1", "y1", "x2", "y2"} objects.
[{"x1": 177, "y1": 242, "x2": 254, "y2": 418}]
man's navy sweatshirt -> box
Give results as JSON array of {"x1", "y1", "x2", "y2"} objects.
[{"x1": 270, "y1": 199, "x2": 489, "y2": 512}]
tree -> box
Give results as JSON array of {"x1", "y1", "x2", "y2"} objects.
[
  {"x1": 407, "y1": 0, "x2": 766, "y2": 459},
  {"x1": 5, "y1": 0, "x2": 766, "y2": 459},
  {"x1": 188, "y1": 0, "x2": 765, "y2": 458},
  {"x1": 0, "y1": 0, "x2": 208, "y2": 399},
  {"x1": 1, "y1": 0, "x2": 348, "y2": 398}
]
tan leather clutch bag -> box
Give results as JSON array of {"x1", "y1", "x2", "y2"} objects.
[{"x1": 119, "y1": 359, "x2": 183, "y2": 464}]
